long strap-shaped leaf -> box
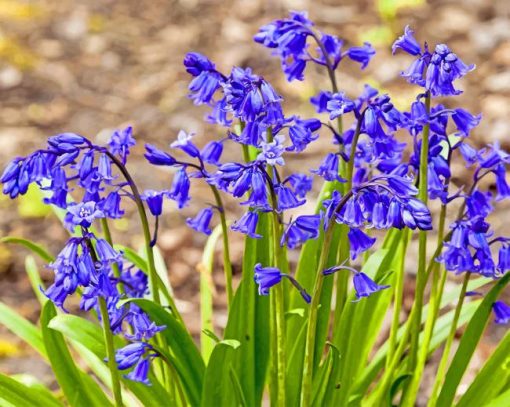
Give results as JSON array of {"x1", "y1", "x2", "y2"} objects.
[
  {"x1": 48, "y1": 313, "x2": 170, "y2": 406},
  {"x1": 202, "y1": 213, "x2": 271, "y2": 407},
  {"x1": 0, "y1": 300, "x2": 47, "y2": 358},
  {"x1": 436, "y1": 272, "x2": 510, "y2": 406},
  {"x1": 0, "y1": 236, "x2": 54, "y2": 263},
  {"x1": 456, "y1": 329, "x2": 510, "y2": 406},
  {"x1": 41, "y1": 301, "x2": 112, "y2": 407},
  {"x1": 0, "y1": 372, "x2": 62, "y2": 407}
]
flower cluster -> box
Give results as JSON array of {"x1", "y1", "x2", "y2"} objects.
[
  {"x1": 1, "y1": 128, "x2": 167, "y2": 383},
  {"x1": 393, "y1": 25, "x2": 474, "y2": 96},
  {"x1": 254, "y1": 11, "x2": 375, "y2": 81}
]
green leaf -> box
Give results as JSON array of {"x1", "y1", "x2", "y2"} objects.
[
  {"x1": 485, "y1": 386, "x2": 510, "y2": 407},
  {"x1": 354, "y1": 299, "x2": 480, "y2": 398},
  {"x1": 0, "y1": 372, "x2": 62, "y2": 407},
  {"x1": 330, "y1": 230, "x2": 403, "y2": 406},
  {"x1": 24, "y1": 255, "x2": 48, "y2": 305},
  {"x1": 229, "y1": 366, "x2": 248, "y2": 407},
  {"x1": 199, "y1": 225, "x2": 222, "y2": 362},
  {"x1": 456, "y1": 327, "x2": 510, "y2": 406},
  {"x1": 0, "y1": 236, "x2": 54, "y2": 263},
  {"x1": 126, "y1": 299, "x2": 205, "y2": 406},
  {"x1": 0, "y1": 300, "x2": 46, "y2": 358},
  {"x1": 437, "y1": 272, "x2": 510, "y2": 407},
  {"x1": 40, "y1": 301, "x2": 111, "y2": 407},
  {"x1": 312, "y1": 343, "x2": 340, "y2": 407},
  {"x1": 202, "y1": 212, "x2": 271, "y2": 407},
  {"x1": 220, "y1": 339, "x2": 241, "y2": 349},
  {"x1": 202, "y1": 213, "x2": 272, "y2": 406},
  {"x1": 388, "y1": 373, "x2": 412, "y2": 406},
  {"x1": 17, "y1": 184, "x2": 51, "y2": 218},
  {"x1": 48, "y1": 313, "x2": 170, "y2": 406}
]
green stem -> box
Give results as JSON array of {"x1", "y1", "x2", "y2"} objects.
[
  {"x1": 100, "y1": 218, "x2": 124, "y2": 294},
  {"x1": 104, "y1": 151, "x2": 183, "y2": 324},
  {"x1": 266, "y1": 163, "x2": 287, "y2": 406},
  {"x1": 403, "y1": 93, "x2": 431, "y2": 394},
  {"x1": 386, "y1": 228, "x2": 410, "y2": 368},
  {"x1": 210, "y1": 186, "x2": 233, "y2": 307},
  {"x1": 99, "y1": 297, "x2": 124, "y2": 407},
  {"x1": 428, "y1": 272, "x2": 470, "y2": 406},
  {"x1": 402, "y1": 202, "x2": 447, "y2": 406},
  {"x1": 300, "y1": 191, "x2": 354, "y2": 407}
]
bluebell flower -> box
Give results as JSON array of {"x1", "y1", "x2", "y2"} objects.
[
  {"x1": 317, "y1": 34, "x2": 343, "y2": 69},
  {"x1": 168, "y1": 167, "x2": 190, "y2": 208},
  {"x1": 125, "y1": 309, "x2": 165, "y2": 341},
  {"x1": 98, "y1": 153, "x2": 114, "y2": 180},
  {"x1": 275, "y1": 185, "x2": 305, "y2": 211},
  {"x1": 43, "y1": 167, "x2": 69, "y2": 208},
  {"x1": 341, "y1": 197, "x2": 365, "y2": 227},
  {"x1": 144, "y1": 144, "x2": 176, "y2": 166},
  {"x1": 327, "y1": 92, "x2": 356, "y2": 120},
  {"x1": 310, "y1": 90, "x2": 332, "y2": 113},
  {"x1": 121, "y1": 266, "x2": 148, "y2": 298},
  {"x1": 352, "y1": 272, "x2": 389, "y2": 300},
  {"x1": 234, "y1": 119, "x2": 267, "y2": 146},
  {"x1": 425, "y1": 44, "x2": 475, "y2": 96},
  {"x1": 243, "y1": 170, "x2": 270, "y2": 209},
  {"x1": 1, "y1": 157, "x2": 30, "y2": 198},
  {"x1": 492, "y1": 301, "x2": 510, "y2": 325},
  {"x1": 287, "y1": 117, "x2": 320, "y2": 152},
  {"x1": 348, "y1": 228, "x2": 376, "y2": 260},
  {"x1": 494, "y1": 164, "x2": 510, "y2": 201},
  {"x1": 466, "y1": 190, "x2": 493, "y2": 218},
  {"x1": 281, "y1": 214, "x2": 321, "y2": 249},
  {"x1": 258, "y1": 135, "x2": 285, "y2": 166},
  {"x1": 285, "y1": 173, "x2": 313, "y2": 198},
  {"x1": 109, "y1": 126, "x2": 136, "y2": 164},
  {"x1": 184, "y1": 52, "x2": 223, "y2": 105},
  {"x1": 47, "y1": 132, "x2": 87, "y2": 148},
  {"x1": 231, "y1": 166, "x2": 254, "y2": 198},
  {"x1": 402, "y1": 198, "x2": 433, "y2": 230},
  {"x1": 458, "y1": 142, "x2": 478, "y2": 167},
  {"x1": 452, "y1": 109, "x2": 481, "y2": 136},
  {"x1": 43, "y1": 282, "x2": 70, "y2": 309},
  {"x1": 207, "y1": 97, "x2": 232, "y2": 127},
  {"x1": 95, "y1": 238, "x2": 122, "y2": 264},
  {"x1": 479, "y1": 142, "x2": 510, "y2": 169},
  {"x1": 116, "y1": 342, "x2": 151, "y2": 370},
  {"x1": 186, "y1": 207, "x2": 213, "y2": 235},
  {"x1": 372, "y1": 201, "x2": 388, "y2": 229},
  {"x1": 222, "y1": 67, "x2": 283, "y2": 123},
  {"x1": 100, "y1": 191, "x2": 124, "y2": 219},
  {"x1": 346, "y1": 43, "x2": 375, "y2": 69},
  {"x1": 394, "y1": 28, "x2": 474, "y2": 96},
  {"x1": 497, "y1": 245, "x2": 510, "y2": 274},
  {"x1": 80, "y1": 272, "x2": 118, "y2": 312},
  {"x1": 115, "y1": 342, "x2": 157, "y2": 384},
  {"x1": 141, "y1": 190, "x2": 166, "y2": 216},
  {"x1": 67, "y1": 201, "x2": 105, "y2": 228},
  {"x1": 201, "y1": 140, "x2": 223, "y2": 165},
  {"x1": 311, "y1": 153, "x2": 345, "y2": 182},
  {"x1": 125, "y1": 358, "x2": 151, "y2": 385},
  {"x1": 254, "y1": 263, "x2": 282, "y2": 295},
  {"x1": 254, "y1": 11, "x2": 313, "y2": 82},
  {"x1": 474, "y1": 249, "x2": 496, "y2": 277},
  {"x1": 170, "y1": 130, "x2": 200, "y2": 158},
  {"x1": 392, "y1": 25, "x2": 421, "y2": 56},
  {"x1": 231, "y1": 211, "x2": 261, "y2": 239}
]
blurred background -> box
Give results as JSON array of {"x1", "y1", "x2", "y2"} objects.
[{"x1": 0, "y1": 0, "x2": 509, "y2": 398}]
